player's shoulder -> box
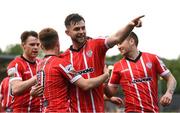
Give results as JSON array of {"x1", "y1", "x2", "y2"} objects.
[
  {"x1": 50, "y1": 55, "x2": 70, "y2": 66},
  {"x1": 8, "y1": 56, "x2": 24, "y2": 67},
  {"x1": 114, "y1": 59, "x2": 123, "y2": 67},
  {"x1": 141, "y1": 51, "x2": 158, "y2": 58},
  {"x1": 60, "y1": 50, "x2": 70, "y2": 57},
  {"x1": 35, "y1": 57, "x2": 41, "y2": 62},
  {"x1": 1, "y1": 77, "x2": 9, "y2": 83}
]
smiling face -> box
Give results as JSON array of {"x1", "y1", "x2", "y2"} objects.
[
  {"x1": 65, "y1": 20, "x2": 87, "y2": 47},
  {"x1": 117, "y1": 37, "x2": 136, "y2": 57},
  {"x1": 22, "y1": 36, "x2": 40, "y2": 60},
  {"x1": 117, "y1": 39, "x2": 131, "y2": 57}
]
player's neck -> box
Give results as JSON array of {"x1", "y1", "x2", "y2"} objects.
[
  {"x1": 72, "y1": 41, "x2": 86, "y2": 50},
  {"x1": 44, "y1": 50, "x2": 59, "y2": 56},
  {"x1": 128, "y1": 49, "x2": 139, "y2": 60},
  {"x1": 22, "y1": 54, "x2": 36, "y2": 63}
]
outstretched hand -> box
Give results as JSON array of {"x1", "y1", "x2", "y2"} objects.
[{"x1": 130, "y1": 15, "x2": 145, "y2": 27}]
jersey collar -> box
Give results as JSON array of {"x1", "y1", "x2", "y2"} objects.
[
  {"x1": 125, "y1": 51, "x2": 142, "y2": 62},
  {"x1": 21, "y1": 55, "x2": 36, "y2": 64},
  {"x1": 44, "y1": 54, "x2": 57, "y2": 58},
  {"x1": 69, "y1": 41, "x2": 87, "y2": 52}
]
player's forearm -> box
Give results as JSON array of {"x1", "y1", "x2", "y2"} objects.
[
  {"x1": 107, "y1": 15, "x2": 144, "y2": 48},
  {"x1": 166, "y1": 75, "x2": 177, "y2": 95},
  {"x1": 107, "y1": 22, "x2": 135, "y2": 48},
  {"x1": 84, "y1": 73, "x2": 109, "y2": 90},
  {"x1": 11, "y1": 77, "x2": 37, "y2": 95}
]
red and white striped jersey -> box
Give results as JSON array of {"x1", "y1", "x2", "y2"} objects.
[
  {"x1": 7, "y1": 56, "x2": 41, "y2": 112},
  {"x1": 62, "y1": 38, "x2": 108, "y2": 113},
  {"x1": 0, "y1": 77, "x2": 13, "y2": 112},
  {"x1": 37, "y1": 55, "x2": 82, "y2": 112},
  {"x1": 109, "y1": 52, "x2": 170, "y2": 112}
]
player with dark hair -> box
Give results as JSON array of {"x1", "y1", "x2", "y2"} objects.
[
  {"x1": 63, "y1": 13, "x2": 144, "y2": 112},
  {"x1": 7, "y1": 31, "x2": 42, "y2": 112},
  {"x1": 105, "y1": 32, "x2": 177, "y2": 112}
]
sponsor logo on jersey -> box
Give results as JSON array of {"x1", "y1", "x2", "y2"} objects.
[
  {"x1": 132, "y1": 77, "x2": 152, "y2": 84},
  {"x1": 121, "y1": 69, "x2": 129, "y2": 73},
  {"x1": 78, "y1": 67, "x2": 94, "y2": 75},
  {"x1": 86, "y1": 50, "x2": 93, "y2": 57},
  {"x1": 146, "y1": 62, "x2": 152, "y2": 69},
  {"x1": 23, "y1": 71, "x2": 31, "y2": 74},
  {"x1": 65, "y1": 64, "x2": 74, "y2": 73}
]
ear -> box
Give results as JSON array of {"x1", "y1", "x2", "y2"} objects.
[
  {"x1": 129, "y1": 38, "x2": 134, "y2": 44},
  {"x1": 65, "y1": 29, "x2": 69, "y2": 36},
  {"x1": 40, "y1": 44, "x2": 44, "y2": 50},
  {"x1": 21, "y1": 42, "x2": 25, "y2": 49}
]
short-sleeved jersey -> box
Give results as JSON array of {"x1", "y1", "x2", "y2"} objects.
[
  {"x1": 7, "y1": 56, "x2": 41, "y2": 112},
  {"x1": 0, "y1": 77, "x2": 13, "y2": 112},
  {"x1": 62, "y1": 38, "x2": 108, "y2": 113},
  {"x1": 109, "y1": 52, "x2": 170, "y2": 112},
  {"x1": 37, "y1": 55, "x2": 82, "y2": 112}
]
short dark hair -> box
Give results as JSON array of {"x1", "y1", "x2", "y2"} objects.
[
  {"x1": 39, "y1": 28, "x2": 59, "y2": 50},
  {"x1": 20, "y1": 31, "x2": 38, "y2": 43},
  {"x1": 129, "y1": 32, "x2": 139, "y2": 46},
  {"x1": 64, "y1": 13, "x2": 85, "y2": 28}
]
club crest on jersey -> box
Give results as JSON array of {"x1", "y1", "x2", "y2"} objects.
[
  {"x1": 86, "y1": 50, "x2": 93, "y2": 57},
  {"x1": 146, "y1": 62, "x2": 152, "y2": 69}
]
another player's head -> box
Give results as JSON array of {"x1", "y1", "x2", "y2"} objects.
[
  {"x1": 39, "y1": 28, "x2": 60, "y2": 54},
  {"x1": 64, "y1": 13, "x2": 87, "y2": 45},
  {"x1": 20, "y1": 31, "x2": 40, "y2": 60},
  {"x1": 117, "y1": 32, "x2": 139, "y2": 56}
]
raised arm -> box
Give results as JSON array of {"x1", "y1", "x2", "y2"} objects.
[
  {"x1": 106, "y1": 15, "x2": 144, "y2": 48},
  {"x1": 159, "y1": 73, "x2": 177, "y2": 106}
]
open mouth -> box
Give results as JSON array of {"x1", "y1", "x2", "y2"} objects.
[{"x1": 32, "y1": 51, "x2": 38, "y2": 54}]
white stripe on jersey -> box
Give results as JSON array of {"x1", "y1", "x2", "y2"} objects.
[
  {"x1": 70, "y1": 51, "x2": 81, "y2": 113},
  {"x1": 27, "y1": 62, "x2": 34, "y2": 78},
  {"x1": 6, "y1": 80, "x2": 10, "y2": 108},
  {"x1": 140, "y1": 57, "x2": 156, "y2": 113},
  {"x1": 156, "y1": 56, "x2": 166, "y2": 71},
  {"x1": 26, "y1": 62, "x2": 36, "y2": 112},
  {"x1": 15, "y1": 63, "x2": 20, "y2": 77},
  {"x1": 83, "y1": 47, "x2": 96, "y2": 113},
  {"x1": 126, "y1": 60, "x2": 144, "y2": 113}
]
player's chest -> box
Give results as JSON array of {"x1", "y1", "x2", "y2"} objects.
[{"x1": 22, "y1": 64, "x2": 37, "y2": 80}]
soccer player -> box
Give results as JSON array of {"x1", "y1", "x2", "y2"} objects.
[
  {"x1": 7, "y1": 31, "x2": 42, "y2": 112},
  {"x1": 38, "y1": 28, "x2": 109, "y2": 112},
  {"x1": 62, "y1": 13, "x2": 144, "y2": 112},
  {"x1": 105, "y1": 32, "x2": 177, "y2": 112},
  {"x1": 0, "y1": 76, "x2": 13, "y2": 112}
]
